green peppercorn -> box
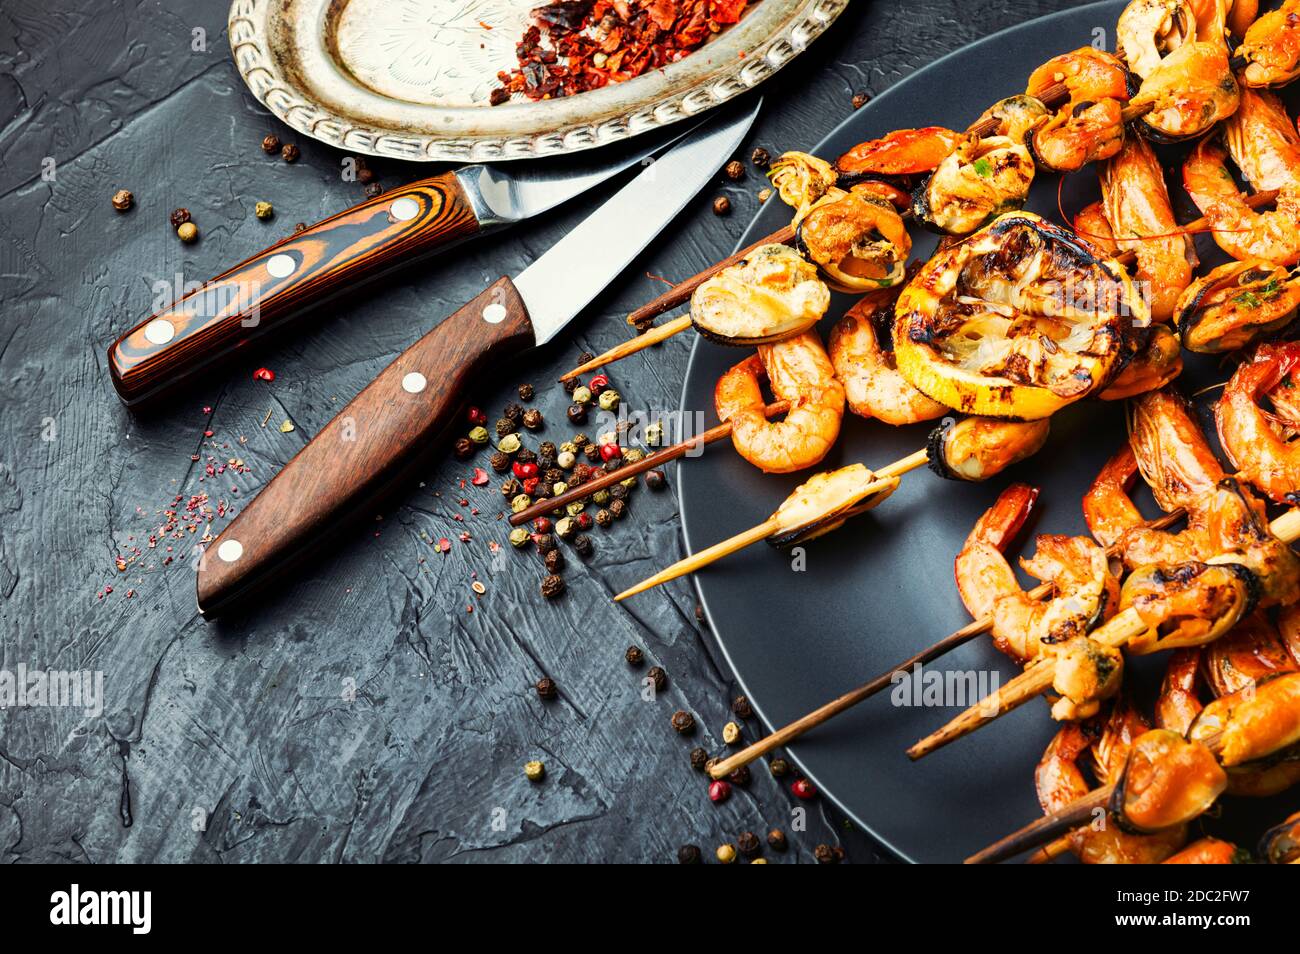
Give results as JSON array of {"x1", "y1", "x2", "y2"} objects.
[
  {"x1": 509, "y1": 527, "x2": 530, "y2": 548},
  {"x1": 468, "y1": 426, "x2": 489, "y2": 445},
  {"x1": 177, "y1": 222, "x2": 199, "y2": 243},
  {"x1": 255, "y1": 201, "x2": 274, "y2": 220},
  {"x1": 554, "y1": 517, "x2": 577, "y2": 540},
  {"x1": 565, "y1": 501, "x2": 586, "y2": 517},
  {"x1": 572, "y1": 386, "x2": 592, "y2": 405},
  {"x1": 722, "y1": 722, "x2": 742, "y2": 745},
  {"x1": 592, "y1": 489, "x2": 610, "y2": 505},
  {"x1": 524, "y1": 760, "x2": 545, "y2": 782},
  {"x1": 620, "y1": 477, "x2": 638, "y2": 489},
  {"x1": 497, "y1": 433, "x2": 522, "y2": 454},
  {"x1": 622, "y1": 448, "x2": 645, "y2": 464},
  {"x1": 598, "y1": 389, "x2": 620, "y2": 411},
  {"x1": 559, "y1": 441, "x2": 577, "y2": 454},
  {"x1": 645, "y1": 421, "x2": 664, "y2": 446},
  {"x1": 552, "y1": 482, "x2": 568, "y2": 497},
  {"x1": 510, "y1": 494, "x2": 532, "y2": 513}
]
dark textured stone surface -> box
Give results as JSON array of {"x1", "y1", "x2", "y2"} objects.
[{"x1": 0, "y1": 0, "x2": 1071, "y2": 862}]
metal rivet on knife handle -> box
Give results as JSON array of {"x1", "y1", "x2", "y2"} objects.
[
  {"x1": 266, "y1": 253, "x2": 296, "y2": 278},
  {"x1": 401, "y1": 372, "x2": 427, "y2": 394}
]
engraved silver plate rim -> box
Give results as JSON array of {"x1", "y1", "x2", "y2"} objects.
[{"x1": 227, "y1": 0, "x2": 848, "y2": 162}]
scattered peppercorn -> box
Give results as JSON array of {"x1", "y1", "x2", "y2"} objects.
[
  {"x1": 488, "y1": 451, "x2": 509, "y2": 473},
  {"x1": 495, "y1": 417, "x2": 517, "y2": 438},
  {"x1": 544, "y1": 548, "x2": 564, "y2": 573},
  {"x1": 609, "y1": 499, "x2": 627, "y2": 520},
  {"x1": 708, "y1": 780, "x2": 732, "y2": 804},
  {"x1": 751, "y1": 858, "x2": 768, "y2": 864},
  {"x1": 534, "y1": 533, "x2": 556, "y2": 553},
  {"x1": 751, "y1": 147, "x2": 771, "y2": 167},
  {"x1": 498, "y1": 433, "x2": 522, "y2": 455},
  {"x1": 562, "y1": 377, "x2": 579, "y2": 395},
  {"x1": 728, "y1": 765, "x2": 751, "y2": 787},
  {"x1": 677, "y1": 844, "x2": 701, "y2": 864},
  {"x1": 815, "y1": 843, "x2": 837, "y2": 864},
  {"x1": 541, "y1": 574, "x2": 565, "y2": 599},
  {"x1": 732, "y1": 696, "x2": 753, "y2": 719},
  {"x1": 689, "y1": 747, "x2": 708, "y2": 771},
  {"x1": 468, "y1": 426, "x2": 489, "y2": 445},
  {"x1": 791, "y1": 778, "x2": 817, "y2": 800},
  {"x1": 716, "y1": 842, "x2": 737, "y2": 864},
  {"x1": 535, "y1": 677, "x2": 557, "y2": 700},
  {"x1": 177, "y1": 222, "x2": 199, "y2": 243},
  {"x1": 454, "y1": 438, "x2": 474, "y2": 459},
  {"x1": 261, "y1": 134, "x2": 281, "y2": 154},
  {"x1": 525, "y1": 760, "x2": 545, "y2": 782},
  {"x1": 572, "y1": 533, "x2": 593, "y2": 557},
  {"x1": 111, "y1": 189, "x2": 134, "y2": 212},
  {"x1": 595, "y1": 508, "x2": 613, "y2": 528},
  {"x1": 510, "y1": 494, "x2": 532, "y2": 513},
  {"x1": 364, "y1": 182, "x2": 383, "y2": 198},
  {"x1": 647, "y1": 666, "x2": 667, "y2": 692},
  {"x1": 504, "y1": 402, "x2": 524, "y2": 423},
  {"x1": 532, "y1": 517, "x2": 552, "y2": 533},
  {"x1": 852, "y1": 91, "x2": 871, "y2": 109},
  {"x1": 556, "y1": 450, "x2": 576, "y2": 470},
  {"x1": 518, "y1": 383, "x2": 535, "y2": 401},
  {"x1": 625, "y1": 645, "x2": 644, "y2": 667},
  {"x1": 293, "y1": 222, "x2": 307, "y2": 233},
  {"x1": 169, "y1": 208, "x2": 191, "y2": 228},
  {"x1": 725, "y1": 159, "x2": 746, "y2": 181},
  {"x1": 643, "y1": 469, "x2": 666, "y2": 491},
  {"x1": 737, "y1": 831, "x2": 761, "y2": 857},
  {"x1": 695, "y1": 603, "x2": 706, "y2": 623},
  {"x1": 356, "y1": 167, "x2": 375, "y2": 184},
  {"x1": 713, "y1": 195, "x2": 731, "y2": 216},
  {"x1": 670, "y1": 710, "x2": 696, "y2": 735},
  {"x1": 770, "y1": 757, "x2": 790, "y2": 778},
  {"x1": 571, "y1": 385, "x2": 592, "y2": 405},
  {"x1": 722, "y1": 722, "x2": 742, "y2": 746},
  {"x1": 501, "y1": 477, "x2": 521, "y2": 498},
  {"x1": 255, "y1": 201, "x2": 274, "y2": 220},
  {"x1": 516, "y1": 448, "x2": 537, "y2": 463},
  {"x1": 578, "y1": 351, "x2": 595, "y2": 365},
  {"x1": 523, "y1": 408, "x2": 544, "y2": 430},
  {"x1": 281, "y1": 143, "x2": 300, "y2": 163},
  {"x1": 767, "y1": 828, "x2": 787, "y2": 851},
  {"x1": 567, "y1": 404, "x2": 587, "y2": 425},
  {"x1": 597, "y1": 389, "x2": 620, "y2": 412},
  {"x1": 509, "y1": 527, "x2": 530, "y2": 548},
  {"x1": 555, "y1": 516, "x2": 577, "y2": 540},
  {"x1": 584, "y1": 443, "x2": 602, "y2": 462}
]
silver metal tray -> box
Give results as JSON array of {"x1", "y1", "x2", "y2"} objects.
[{"x1": 228, "y1": 0, "x2": 848, "y2": 162}]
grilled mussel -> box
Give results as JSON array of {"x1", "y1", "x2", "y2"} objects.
[
  {"x1": 689, "y1": 243, "x2": 831, "y2": 346},
  {"x1": 1174, "y1": 260, "x2": 1300, "y2": 353},
  {"x1": 796, "y1": 186, "x2": 912, "y2": 291},
  {"x1": 766, "y1": 464, "x2": 899, "y2": 548}
]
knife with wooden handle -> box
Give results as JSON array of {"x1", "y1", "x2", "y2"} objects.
[
  {"x1": 106, "y1": 132, "x2": 690, "y2": 406},
  {"x1": 195, "y1": 98, "x2": 761, "y2": 618}
]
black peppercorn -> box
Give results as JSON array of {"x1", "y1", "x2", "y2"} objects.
[
  {"x1": 595, "y1": 508, "x2": 613, "y2": 528},
  {"x1": 852, "y1": 91, "x2": 871, "y2": 109},
  {"x1": 671, "y1": 710, "x2": 695, "y2": 734},
  {"x1": 453, "y1": 437, "x2": 474, "y2": 459},
  {"x1": 572, "y1": 533, "x2": 593, "y2": 557},
  {"x1": 489, "y1": 451, "x2": 511, "y2": 473},
  {"x1": 567, "y1": 404, "x2": 587, "y2": 425},
  {"x1": 751, "y1": 146, "x2": 771, "y2": 167},
  {"x1": 515, "y1": 448, "x2": 537, "y2": 464},
  {"x1": 518, "y1": 383, "x2": 535, "y2": 401},
  {"x1": 501, "y1": 478, "x2": 521, "y2": 498},
  {"x1": 695, "y1": 604, "x2": 706, "y2": 623},
  {"x1": 357, "y1": 167, "x2": 375, "y2": 184},
  {"x1": 767, "y1": 828, "x2": 787, "y2": 851},
  {"x1": 523, "y1": 408, "x2": 544, "y2": 430},
  {"x1": 644, "y1": 469, "x2": 666, "y2": 490},
  {"x1": 833, "y1": 846, "x2": 847, "y2": 863},
  {"x1": 815, "y1": 843, "x2": 837, "y2": 864},
  {"x1": 609, "y1": 499, "x2": 627, "y2": 520},
  {"x1": 712, "y1": 195, "x2": 731, "y2": 216},
  {"x1": 647, "y1": 666, "x2": 667, "y2": 692},
  {"x1": 543, "y1": 548, "x2": 564, "y2": 573},
  {"x1": 562, "y1": 377, "x2": 579, "y2": 395},
  {"x1": 585, "y1": 443, "x2": 602, "y2": 462},
  {"x1": 541, "y1": 574, "x2": 565, "y2": 599},
  {"x1": 625, "y1": 645, "x2": 644, "y2": 666},
  {"x1": 727, "y1": 765, "x2": 750, "y2": 786},
  {"x1": 169, "y1": 208, "x2": 191, "y2": 228},
  {"x1": 112, "y1": 189, "x2": 134, "y2": 211},
  {"x1": 677, "y1": 844, "x2": 701, "y2": 864},
  {"x1": 538, "y1": 441, "x2": 557, "y2": 458},
  {"x1": 689, "y1": 747, "x2": 708, "y2": 771},
  {"x1": 534, "y1": 533, "x2": 556, "y2": 553},
  {"x1": 602, "y1": 460, "x2": 621, "y2": 474},
  {"x1": 504, "y1": 403, "x2": 523, "y2": 423},
  {"x1": 535, "y1": 677, "x2": 557, "y2": 700},
  {"x1": 495, "y1": 417, "x2": 516, "y2": 437},
  {"x1": 737, "y1": 831, "x2": 760, "y2": 857},
  {"x1": 732, "y1": 696, "x2": 753, "y2": 719},
  {"x1": 543, "y1": 466, "x2": 562, "y2": 485},
  {"x1": 769, "y1": 758, "x2": 790, "y2": 778},
  {"x1": 261, "y1": 134, "x2": 281, "y2": 154},
  {"x1": 571, "y1": 433, "x2": 589, "y2": 447},
  {"x1": 578, "y1": 351, "x2": 595, "y2": 365},
  {"x1": 725, "y1": 159, "x2": 745, "y2": 181},
  {"x1": 281, "y1": 143, "x2": 300, "y2": 163},
  {"x1": 608, "y1": 483, "x2": 628, "y2": 501},
  {"x1": 363, "y1": 182, "x2": 383, "y2": 198}
]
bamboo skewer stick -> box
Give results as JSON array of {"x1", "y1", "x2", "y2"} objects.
[
  {"x1": 615, "y1": 450, "x2": 928, "y2": 601},
  {"x1": 1025, "y1": 834, "x2": 1074, "y2": 864},
  {"x1": 508, "y1": 401, "x2": 789, "y2": 528},
  {"x1": 908, "y1": 507, "x2": 1300, "y2": 761},
  {"x1": 966, "y1": 785, "x2": 1113, "y2": 864},
  {"x1": 705, "y1": 508, "x2": 1184, "y2": 780}
]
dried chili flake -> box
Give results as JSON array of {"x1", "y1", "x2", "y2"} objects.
[{"x1": 492, "y1": 0, "x2": 756, "y2": 103}]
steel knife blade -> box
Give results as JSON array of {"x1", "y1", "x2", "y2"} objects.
[{"x1": 195, "y1": 98, "x2": 762, "y2": 618}]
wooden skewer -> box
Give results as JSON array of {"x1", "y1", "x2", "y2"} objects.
[
  {"x1": 1025, "y1": 834, "x2": 1074, "y2": 864},
  {"x1": 966, "y1": 785, "x2": 1113, "y2": 864},
  {"x1": 615, "y1": 449, "x2": 928, "y2": 601},
  {"x1": 908, "y1": 507, "x2": 1300, "y2": 761},
  {"x1": 706, "y1": 508, "x2": 1185, "y2": 780},
  {"x1": 508, "y1": 401, "x2": 789, "y2": 527}
]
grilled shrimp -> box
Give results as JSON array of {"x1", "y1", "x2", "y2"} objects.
[
  {"x1": 1216, "y1": 341, "x2": 1300, "y2": 503},
  {"x1": 1183, "y1": 138, "x2": 1300, "y2": 265},
  {"x1": 1099, "y1": 137, "x2": 1196, "y2": 322},
  {"x1": 1073, "y1": 200, "x2": 1121, "y2": 255},
  {"x1": 1024, "y1": 48, "x2": 1129, "y2": 171},
  {"x1": 1118, "y1": 0, "x2": 1196, "y2": 79},
  {"x1": 1223, "y1": 88, "x2": 1300, "y2": 193},
  {"x1": 828, "y1": 284, "x2": 948, "y2": 425},
  {"x1": 955, "y1": 484, "x2": 1120, "y2": 669},
  {"x1": 925, "y1": 416, "x2": 1051, "y2": 481},
  {"x1": 911, "y1": 133, "x2": 1036, "y2": 235},
  {"x1": 1234, "y1": 0, "x2": 1300, "y2": 87},
  {"x1": 1036, "y1": 700, "x2": 1189, "y2": 863},
  {"x1": 1131, "y1": 388, "x2": 1226, "y2": 513},
  {"x1": 1162, "y1": 838, "x2": 1242, "y2": 863},
  {"x1": 1174, "y1": 259, "x2": 1300, "y2": 352},
  {"x1": 714, "y1": 331, "x2": 845, "y2": 474},
  {"x1": 797, "y1": 186, "x2": 911, "y2": 291}
]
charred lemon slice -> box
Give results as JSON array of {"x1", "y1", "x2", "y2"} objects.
[{"x1": 894, "y1": 212, "x2": 1139, "y2": 419}]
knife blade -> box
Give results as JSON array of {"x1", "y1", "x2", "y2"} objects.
[
  {"x1": 195, "y1": 98, "x2": 761, "y2": 619},
  {"x1": 106, "y1": 120, "x2": 701, "y2": 407}
]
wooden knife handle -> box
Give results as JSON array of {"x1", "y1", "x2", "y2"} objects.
[
  {"x1": 196, "y1": 277, "x2": 532, "y2": 619},
  {"x1": 108, "y1": 171, "x2": 480, "y2": 406}
]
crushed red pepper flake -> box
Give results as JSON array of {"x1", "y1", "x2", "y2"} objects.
[{"x1": 493, "y1": 0, "x2": 755, "y2": 103}]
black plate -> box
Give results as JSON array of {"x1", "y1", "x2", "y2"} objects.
[{"x1": 678, "y1": 0, "x2": 1296, "y2": 862}]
